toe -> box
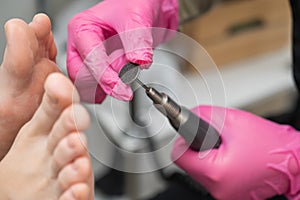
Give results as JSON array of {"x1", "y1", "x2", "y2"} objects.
[
  {"x1": 1, "y1": 14, "x2": 56, "y2": 89},
  {"x1": 59, "y1": 183, "x2": 90, "y2": 200},
  {"x1": 58, "y1": 157, "x2": 92, "y2": 192},
  {"x1": 51, "y1": 133, "x2": 88, "y2": 177},
  {"x1": 29, "y1": 13, "x2": 51, "y2": 41},
  {"x1": 29, "y1": 13, "x2": 57, "y2": 62},
  {"x1": 47, "y1": 104, "x2": 90, "y2": 153},
  {"x1": 2, "y1": 18, "x2": 36, "y2": 81},
  {"x1": 28, "y1": 73, "x2": 80, "y2": 134}
]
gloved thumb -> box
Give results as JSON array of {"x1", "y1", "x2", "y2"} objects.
[{"x1": 100, "y1": 49, "x2": 133, "y2": 101}]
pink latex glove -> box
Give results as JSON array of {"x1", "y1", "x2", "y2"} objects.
[
  {"x1": 67, "y1": 0, "x2": 178, "y2": 103},
  {"x1": 172, "y1": 105, "x2": 300, "y2": 200}
]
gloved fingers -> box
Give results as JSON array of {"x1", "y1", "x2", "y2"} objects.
[
  {"x1": 191, "y1": 105, "x2": 228, "y2": 137},
  {"x1": 68, "y1": 18, "x2": 135, "y2": 82},
  {"x1": 100, "y1": 66, "x2": 133, "y2": 101},
  {"x1": 113, "y1": 0, "x2": 178, "y2": 67},
  {"x1": 67, "y1": 52, "x2": 106, "y2": 103},
  {"x1": 117, "y1": 27, "x2": 154, "y2": 69},
  {"x1": 75, "y1": 80, "x2": 102, "y2": 103},
  {"x1": 67, "y1": 20, "x2": 133, "y2": 102},
  {"x1": 171, "y1": 137, "x2": 220, "y2": 180},
  {"x1": 93, "y1": 0, "x2": 154, "y2": 67},
  {"x1": 107, "y1": 49, "x2": 129, "y2": 75},
  {"x1": 100, "y1": 49, "x2": 133, "y2": 101},
  {"x1": 118, "y1": 27, "x2": 176, "y2": 68},
  {"x1": 68, "y1": 13, "x2": 109, "y2": 60},
  {"x1": 171, "y1": 106, "x2": 229, "y2": 176},
  {"x1": 76, "y1": 81, "x2": 106, "y2": 104},
  {"x1": 66, "y1": 49, "x2": 102, "y2": 102},
  {"x1": 68, "y1": 47, "x2": 133, "y2": 102},
  {"x1": 66, "y1": 45, "x2": 99, "y2": 102},
  {"x1": 67, "y1": 18, "x2": 110, "y2": 87}
]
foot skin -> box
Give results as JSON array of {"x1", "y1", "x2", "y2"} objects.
[
  {"x1": 0, "y1": 73, "x2": 94, "y2": 200},
  {"x1": 0, "y1": 13, "x2": 59, "y2": 159}
]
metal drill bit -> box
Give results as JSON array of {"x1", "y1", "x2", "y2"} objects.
[
  {"x1": 135, "y1": 78, "x2": 150, "y2": 90},
  {"x1": 119, "y1": 64, "x2": 221, "y2": 151}
]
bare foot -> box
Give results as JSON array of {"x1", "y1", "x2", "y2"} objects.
[
  {"x1": 0, "y1": 73, "x2": 94, "y2": 199},
  {"x1": 0, "y1": 13, "x2": 59, "y2": 159}
]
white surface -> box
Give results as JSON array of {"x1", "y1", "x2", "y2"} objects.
[{"x1": 184, "y1": 47, "x2": 295, "y2": 109}]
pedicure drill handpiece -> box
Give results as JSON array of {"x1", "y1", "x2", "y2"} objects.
[{"x1": 119, "y1": 63, "x2": 221, "y2": 151}]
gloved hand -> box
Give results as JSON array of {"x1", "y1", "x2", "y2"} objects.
[
  {"x1": 172, "y1": 105, "x2": 300, "y2": 200},
  {"x1": 67, "y1": 0, "x2": 178, "y2": 103}
]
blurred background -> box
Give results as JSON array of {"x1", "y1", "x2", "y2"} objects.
[{"x1": 0, "y1": 0, "x2": 296, "y2": 199}]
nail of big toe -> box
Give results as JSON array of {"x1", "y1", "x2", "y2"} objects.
[
  {"x1": 51, "y1": 133, "x2": 88, "y2": 177},
  {"x1": 47, "y1": 105, "x2": 90, "y2": 153},
  {"x1": 58, "y1": 157, "x2": 91, "y2": 191}
]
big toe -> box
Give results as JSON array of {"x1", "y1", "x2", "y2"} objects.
[{"x1": 27, "y1": 73, "x2": 80, "y2": 135}]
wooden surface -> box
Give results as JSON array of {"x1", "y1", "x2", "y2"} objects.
[{"x1": 181, "y1": 0, "x2": 291, "y2": 68}]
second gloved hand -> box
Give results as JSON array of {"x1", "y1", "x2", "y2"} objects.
[
  {"x1": 67, "y1": 0, "x2": 178, "y2": 103},
  {"x1": 172, "y1": 106, "x2": 300, "y2": 200}
]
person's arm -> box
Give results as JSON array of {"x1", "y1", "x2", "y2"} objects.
[{"x1": 172, "y1": 105, "x2": 300, "y2": 199}]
